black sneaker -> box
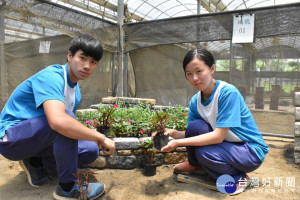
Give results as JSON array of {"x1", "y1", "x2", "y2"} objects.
[
  {"x1": 53, "y1": 182, "x2": 105, "y2": 200},
  {"x1": 19, "y1": 158, "x2": 48, "y2": 187}
]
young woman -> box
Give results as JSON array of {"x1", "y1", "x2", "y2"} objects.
[{"x1": 160, "y1": 48, "x2": 269, "y2": 195}]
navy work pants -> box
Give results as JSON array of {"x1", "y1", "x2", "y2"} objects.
[
  {"x1": 185, "y1": 119, "x2": 262, "y2": 182},
  {"x1": 0, "y1": 111, "x2": 99, "y2": 183}
]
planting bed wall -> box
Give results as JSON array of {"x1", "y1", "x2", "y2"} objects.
[
  {"x1": 101, "y1": 97, "x2": 156, "y2": 106},
  {"x1": 294, "y1": 92, "x2": 300, "y2": 164},
  {"x1": 83, "y1": 137, "x2": 188, "y2": 169}
]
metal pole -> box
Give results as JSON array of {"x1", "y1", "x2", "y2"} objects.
[
  {"x1": 197, "y1": 0, "x2": 201, "y2": 48},
  {"x1": 229, "y1": 41, "x2": 233, "y2": 83},
  {"x1": 197, "y1": 0, "x2": 201, "y2": 14},
  {"x1": 123, "y1": 52, "x2": 128, "y2": 97},
  {"x1": 111, "y1": 52, "x2": 117, "y2": 96},
  {"x1": 116, "y1": 0, "x2": 124, "y2": 97},
  {"x1": 0, "y1": 4, "x2": 8, "y2": 109}
]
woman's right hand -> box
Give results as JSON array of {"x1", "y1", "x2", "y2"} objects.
[
  {"x1": 151, "y1": 128, "x2": 174, "y2": 138},
  {"x1": 152, "y1": 128, "x2": 185, "y2": 139},
  {"x1": 164, "y1": 128, "x2": 177, "y2": 138}
]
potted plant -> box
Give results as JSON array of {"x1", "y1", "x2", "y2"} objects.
[
  {"x1": 151, "y1": 110, "x2": 170, "y2": 150},
  {"x1": 96, "y1": 104, "x2": 118, "y2": 137},
  {"x1": 140, "y1": 139, "x2": 157, "y2": 176}
]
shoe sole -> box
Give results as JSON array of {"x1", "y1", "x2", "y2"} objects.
[
  {"x1": 229, "y1": 178, "x2": 251, "y2": 196},
  {"x1": 53, "y1": 184, "x2": 106, "y2": 200},
  {"x1": 19, "y1": 160, "x2": 39, "y2": 187},
  {"x1": 173, "y1": 170, "x2": 208, "y2": 175},
  {"x1": 90, "y1": 184, "x2": 105, "y2": 200}
]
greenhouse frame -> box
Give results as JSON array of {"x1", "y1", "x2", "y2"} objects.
[{"x1": 1, "y1": 0, "x2": 300, "y2": 109}]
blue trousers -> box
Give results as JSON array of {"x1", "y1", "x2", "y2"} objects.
[
  {"x1": 186, "y1": 119, "x2": 262, "y2": 182},
  {"x1": 0, "y1": 110, "x2": 99, "y2": 183}
]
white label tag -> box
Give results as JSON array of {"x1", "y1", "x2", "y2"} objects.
[
  {"x1": 232, "y1": 14, "x2": 255, "y2": 43},
  {"x1": 39, "y1": 41, "x2": 51, "y2": 53}
]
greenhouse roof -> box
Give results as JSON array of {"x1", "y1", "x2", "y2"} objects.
[
  {"x1": 48, "y1": 0, "x2": 300, "y2": 22},
  {"x1": 1, "y1": 0, "x2": 300, "y2": 43}
]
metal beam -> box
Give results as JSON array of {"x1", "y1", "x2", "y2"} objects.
[
  {"x1": 200, "y1": 0, "x2": 215, "y2": 13},
  {"x1": 2, "y1": 4, "x2": 93, "y2": 38},
  {"x1": 0, "y1": 4, "x2": 8, "y2": 109},
  {"x1": 5, "y1": 25, "x2": 52, "y2": 37},
  {"x1": 90, "y1": 0, "x2": 118, "y2": 11},
  {"x1": 58, "y1": 0, "x2": 117, "y2": 21},
  {"x1": 4, "y1": 32, "x2": 36, "y2": 40},
  {"x1": 91, "y1": 0, "x2": 144, "y2": 22},
  {"x1": 200, "y1": 0, "x2": 228, "y2": 13},
  {"x1": 210, "y1": 0, "x2": 228, "y2": 12}
]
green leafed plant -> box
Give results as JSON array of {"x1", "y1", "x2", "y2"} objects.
[
  {"x1": 166, "y1": 105, "x2": 188, "y2": 131},
  {"x1": 110, "y1": 103, "x2": 154, "y2": 137},
  {"x1": 78, "y1": 103, "x2": 189, "y2": 138},
  {"x1": 151, "y1": 110, "x2": 171, "y2": 135},
  {"x1": 140, "y1": 139, "x2": 157, "y2": 165}
]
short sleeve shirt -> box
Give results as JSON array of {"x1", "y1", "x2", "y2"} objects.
[
  {"x1": 0, "y1": 64, "x2": 81, "y2": 138},
  {"x1": 188, "y1": 80, "x2": 269, "y2": 162}
]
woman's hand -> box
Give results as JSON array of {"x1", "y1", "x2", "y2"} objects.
[
  {"x1": 164, "y1": 128, "x2": 176, "y2": 137},
  {"x1": 151, "y1": 128, "x2": 185, "y2": 139},
  {"x1": 151, "y1": 129, "x2": 172, "y2": 138},
  {"x1": 160, "y1": 139, "x2": 179, "y2": 152}
]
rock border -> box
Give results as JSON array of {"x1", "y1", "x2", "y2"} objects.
[{"x1": 83, "y1": 137, "x2": 187, "y2": 169}]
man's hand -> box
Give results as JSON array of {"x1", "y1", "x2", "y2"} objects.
[{"x1": 98, "y1": 136, "x2": 115, "y2": 156}]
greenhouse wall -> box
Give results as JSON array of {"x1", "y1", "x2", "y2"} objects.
[
  {"x1": 1, "y1": 35, "x2": 115, "y2": 109},
  {"x1": 1, "y1": 2, "x2": 300, "y2": 110}
]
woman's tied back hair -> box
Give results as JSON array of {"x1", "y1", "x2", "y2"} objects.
[{"x1": 183, "y1": 48, "x2": 215, "y2": 73}]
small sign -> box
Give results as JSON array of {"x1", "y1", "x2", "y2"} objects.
[
  {"x1": 232, "y1": 14, "x2": 255, "y2": 43},
  {"x1": 39, "y1": 41, "x2": 51, "y2": 53}
]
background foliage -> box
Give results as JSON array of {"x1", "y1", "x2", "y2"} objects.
[{"x1": 76, "y1": 103, "x2": 188, "y2": 138}]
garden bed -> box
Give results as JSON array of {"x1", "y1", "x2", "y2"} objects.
[
  {"x1": 83, "y1": 137, "x2": 188, "y2": 170},
  {"x1": 76, "y1": 102, "x2": 189, "y2": 169},
  {"x1": 76, "y1": 102, "x2": 188, "y2": 138},
  {"x1": 1, "y1": 136, "x2": 299, "y2": 200}
]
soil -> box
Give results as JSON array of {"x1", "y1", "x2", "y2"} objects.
[
  {"x1": 0, "y1": 105, "x2": 299, "y2": 200},
  {"x1": 0, "y1": 136, "x2": 299, "y2": 200},
  {"x1": 249, "y1": 104, "x2": 295, "y2": 135}
]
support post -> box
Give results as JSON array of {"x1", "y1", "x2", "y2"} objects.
[
  {"x1": 0, "y1": 5, "x2": 8, "y2": 109},
  {"x1": 123, "y1": 52, "x2": 128, "y2": 97},
  {"x1": 197, "y1": 0, "x2": 201, "y2": 48},
  {"x1": 111, "y1": 52, "x2": 117, "y2": 96},
  {"x1": 116, "y1": 0, "x2": 124, "y2": 97},
  {"x1": 229, "y1": 41, "x2": 233, "y2": 83}
]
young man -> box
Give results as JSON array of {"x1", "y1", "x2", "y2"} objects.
[{"x1": 0, "y1": 34, "x2": 115, "y2": 199}]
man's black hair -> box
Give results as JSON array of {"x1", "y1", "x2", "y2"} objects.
[{"x1": 69, "y1": 34, "x2": 103, "y2": 61}]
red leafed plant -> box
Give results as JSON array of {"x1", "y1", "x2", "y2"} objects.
[
  {"x1": 151, "y1": 110, "x2": 170, "y2": 135},
  {"x1": 98, "y1": 104, "x2": 119, "y2": 127},
  {"x1": 73, "y1": 170, "x2": 95, "y2": 200}
]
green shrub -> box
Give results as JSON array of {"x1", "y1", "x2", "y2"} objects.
[{"x1": 78, "y1": 103, "x2": 188, "y2": 138}]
